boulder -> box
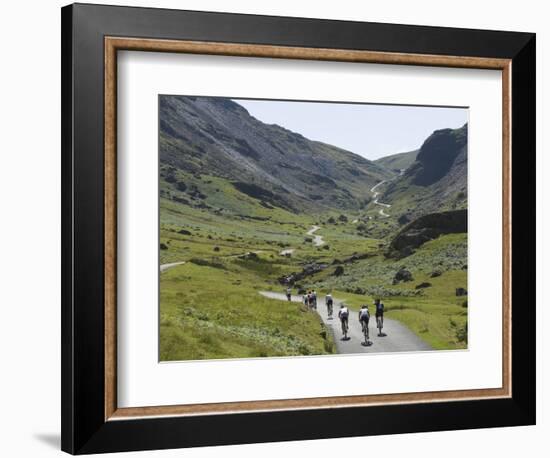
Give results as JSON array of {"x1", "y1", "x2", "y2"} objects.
[
  {"x1": 393, "y1": 268, "x2": 413, "y2": 284},
  {"x1": 279, "y1": 263, "x2": 328, "y2": 285},
  {"x1": 333, "y1": 266, "x2": 345, "y2": 277},
  {"x1": 455, "y1": 287, "x2": 467, "y2": 296},
  {"x1": 387, "y1": 209, "x2": 467, "y2": 259}
]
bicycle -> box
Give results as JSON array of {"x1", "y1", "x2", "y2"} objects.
[
  {"x1": 326, "y1": 300, "x2": 333, "y2": 319},
  {"x1": 361, "y1": 320, "x2": 370, "y2": 346},
  {"x1": 376, "y1": 315, "x2": 384, "y2": 336},
  {"x1": 340, "y1": 317, "x2": 349, "y2": 339}
]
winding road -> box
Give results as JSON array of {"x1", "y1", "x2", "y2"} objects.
[
  {"x1": 370, "y1": 181, "x2": 392, "y2": 218},
  {"x1": 369, "y1": 169, "x2": 406, "y2": 218},
  {"x1": 259, "y1": 291, "x2": 432, "y2": 354},
  {"x1": 306, "y1": 225, "x2": 325, "y2": 246}
]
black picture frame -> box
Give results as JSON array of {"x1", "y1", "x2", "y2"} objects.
[{"x1": 61, "y1": 3, "x2": 535, "y2": 454}]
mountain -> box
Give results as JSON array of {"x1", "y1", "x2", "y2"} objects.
[
  {"x1": 381, "y1": 124, "x2": 467, "y2": 220},
  {"x1": 159, "y1": 96, "x2": 391, "y2": 214},
  {"x1": 374, "y1": 149, "x2": 418, "y2": 174}
]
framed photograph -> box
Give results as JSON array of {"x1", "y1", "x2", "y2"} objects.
[{"x1": 61, "y1": 3, "x2": 536, "y2": 454}]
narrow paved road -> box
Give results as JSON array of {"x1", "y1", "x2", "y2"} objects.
[
  {"x1": 259, "y1": 291, "x2": 432, "y2": 354},
  {"x1": 370, "y1": 181, "x2": 392, "y2": 218},
  {"x1": 160, "y1": 261, "x2": 186, "y2": 273},
  {"x1": 306, "y1": 225, "x2": 325, "y2": 246}
]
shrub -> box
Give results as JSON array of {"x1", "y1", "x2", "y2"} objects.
[
  {"x1": 333, "y1": 266, "x2": 344, "y2": 276},
  {"x1": 415, "y1": 282, "x2": 432, "y2": 289}
]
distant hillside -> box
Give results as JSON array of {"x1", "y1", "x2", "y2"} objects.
[
  {"x1": 375, "y1": 149, "x2": 418, "y2": 173},
  {"x1": 382, "y1": 124, "x2": 467, "y2": 221},
  {"x1": 160, "y1": 96, "x2": 391, "y2": 215}
]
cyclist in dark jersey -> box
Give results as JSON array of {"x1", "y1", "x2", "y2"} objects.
[
  {"x1": 325, "y1": 293, "x2": 334, "y2": 318},
  {"x1": 374, "y1": 299, "x2": 385, "y2": 335}
]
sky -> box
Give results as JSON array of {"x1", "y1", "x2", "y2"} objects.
[{"x1": 233, "y1": 98, "x2": 468, "y2": 160}]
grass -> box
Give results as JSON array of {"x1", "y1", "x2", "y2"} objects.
[
  {"x1": 160, "y1": 258, "x2": 334, "y2": 361},
  {"x1": 159, "y1": 171, "x2": 468, "y2": 360},
  {"x1": 306, "y1": 234, "x2": 468, "y2": 350}
]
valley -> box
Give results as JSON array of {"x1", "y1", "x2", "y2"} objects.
[{"x1": 159, "y1": 96, "x2": 468, "y2": 361}]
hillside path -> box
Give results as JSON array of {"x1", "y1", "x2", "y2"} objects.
[
  {"x1": 369, "y1": 169, "x2": 406, "y2": 218},
  {"x1": 160, "y1": 250, "x2": 264, "y2": 273},
  {"x1": 370, "y1": 181, "x2": 392, "y2": 217},
  {"x1": 160, "y1": 261, "x2": 186, "y2": 273},
  {"x1": 306, "y1": 225, "x2": 325, "y2": 246},
  {"x1": 259, "y1": 291, "x2": 432, "y2": 354}
]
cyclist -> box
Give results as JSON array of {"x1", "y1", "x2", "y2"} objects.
[
  {"x1": 358, "y1": 304, "x2": 370, "y2": 344},
  {"x1": 338, "y1": 303, "x2": 350, "y2": 339},
  {"x1": 374, "y1": 298, "x2": 385, "y2": 335},
  {"x1": 285, "y1": 287, "x2": 292, "y2": 302},
  {"x1": 325, "y1": 293, "x2": 334, "y2": 318},
  {"x1": 307, "y1": 290, "x2": 314, "y2": 309}
]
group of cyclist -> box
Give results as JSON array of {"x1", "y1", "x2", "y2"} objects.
[
  {"x1": 337, "y1": 299, "x2": 385, "y2": 344},
  {"x1": 301, "y1": 290, "x2": 318, "y2": 310},
  {"x1": 285, "y1": 287, "x2": 385, "y2": 345}
]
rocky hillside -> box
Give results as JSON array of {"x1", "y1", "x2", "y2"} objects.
[
  {"x1": 160, "y1": 96, "x2": 391, "y2": 213},
  {"x1": 381, "y1": 124, "x2": 467, "y2": 221}
]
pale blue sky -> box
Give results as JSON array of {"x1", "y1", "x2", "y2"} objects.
[{"x1": 234, "y1": 99, "x2": 468, "y2": 160}]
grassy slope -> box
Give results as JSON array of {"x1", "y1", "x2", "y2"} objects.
[
  {"x1": 374, "y1": 149, "x2": 418, "y2": 172},
  {"x1": 160, "y1": 170, "x2": 468, "y2": 359},
  {"x1": 160, "y1": 258, "x2": 334, "y2": 361},
  {"x1": 160, "y1": 175, "x2": 340, "y2": 361},
  {"x1": 375, "y1": 178, "x2": 467, "y2": 219}
]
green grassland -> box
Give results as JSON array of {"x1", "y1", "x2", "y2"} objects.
[
  {"x1": 160, "y1": 256, "x2": 335, "y2": 361},
  {"x1": 374, "y1": 149, "x2": 418, "y2": 172},
  {"x1": 159, "y1": 171, "x2": 468, "y2": 361}
]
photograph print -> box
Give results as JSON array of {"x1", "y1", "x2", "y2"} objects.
[{"x1": 159, "y1": 95, "x2": 468, "y2": 362}]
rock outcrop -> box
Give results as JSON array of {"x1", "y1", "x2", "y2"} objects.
[{"x1": 387, "y1": 209, "x2": 467, "y2": 259}]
